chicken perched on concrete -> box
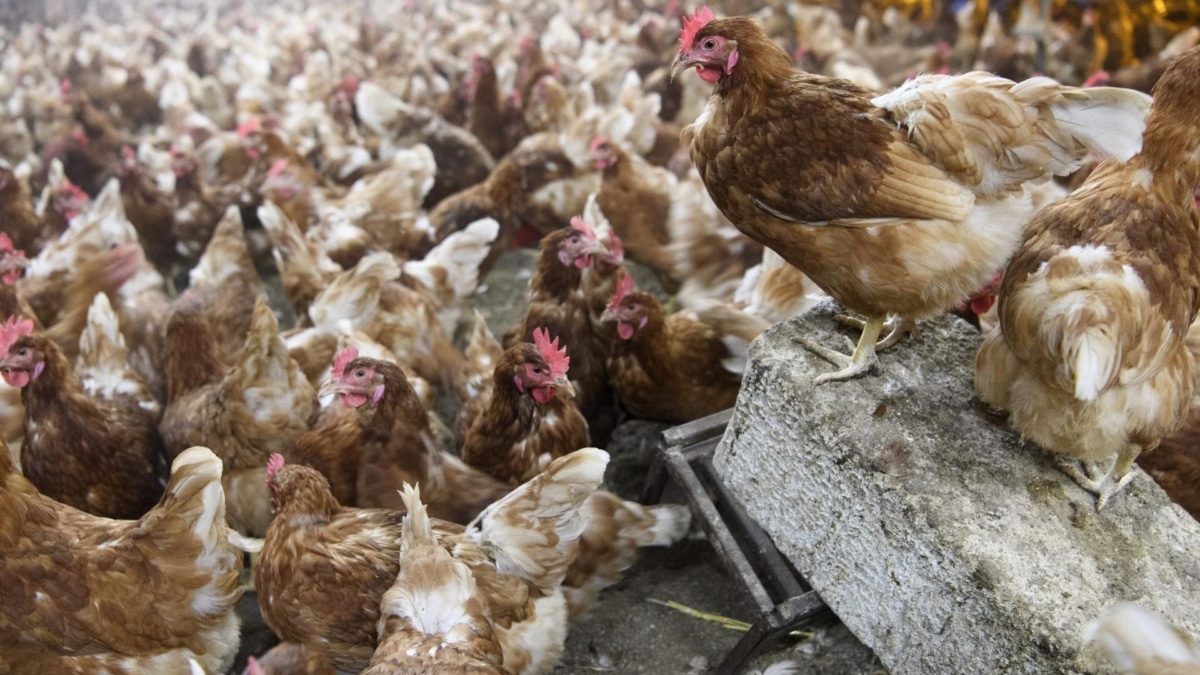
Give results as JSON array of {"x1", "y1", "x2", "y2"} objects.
[
  {"x1": 975, "y1": 46, "x2": 1200, "y2": 509},
  {"x1": 0, "y1": 441, "x2": 256, "y2": 674},
  {"x1": 673, "y1": 8, "x2": 1152, "y2": 384}
]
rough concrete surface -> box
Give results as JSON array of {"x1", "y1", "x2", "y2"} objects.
[{"x1": 713, "y1": 303, "x2": 1200, "y2": 675}]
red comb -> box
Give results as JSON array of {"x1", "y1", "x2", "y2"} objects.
[
  {"x1": 63, "y1": 180, "x2": 87, "y2": 201},
  {"x1": 0, "y1": 315, "x2": 34, "y2": 355},
  {"x1": 0, "y1": 232, "x2": 14, "y2": 255},
  {"x1": 266, "y1": 453, "x2": 285, "y2": 481},
  {"x1": 246, "y1": 656, "x2": 263, "y2": 675},
  {"x1": 589, "y1": 136, "x2": 609, "y2": 154},
  {"x1": 267, "y1": 159, "x2": 289, "y2": 178},
  {"x1": 679, "y1": 7, "x2": 715, "y2": 52},
  {"x1": 236, "y1": 118, "x2": 262, "y2": 138},
  {"x1": 570, "y1": 216, "x2": 598, "y2": 243},
  {"x1": 59, "y1": 79, "x2": 72, "y2": 95},
  {"x1": 332, "y1": 345, "x2": 359, "y2": 381},
  {"x1": 607, "y1": 271, "x2": 636, "y2": 312},
  {"x1": 532, "y1": 327, "x2": 569, "y2": 380},
  {"x1": 121, "y1": 145, "x2": 135, "y2": 160}
]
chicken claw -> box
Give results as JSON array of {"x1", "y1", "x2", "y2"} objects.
[
  {"x1": 795, "y1": 315, "x2": 884, "y2": 385},
  {"x1": 1057, "y1": 445, "x2": 1142, "y2": 510}
]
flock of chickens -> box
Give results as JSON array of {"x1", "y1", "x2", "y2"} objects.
[{"x1": 1, "y1": 0, "x2": 1200, "y2": 672}]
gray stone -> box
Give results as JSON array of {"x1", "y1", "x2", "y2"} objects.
[{"x1": 713, "y1": 303, "x2": 1200, "y2": 675}]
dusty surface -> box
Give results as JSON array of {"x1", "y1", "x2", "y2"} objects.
[
  {"x1": 714, "y1": 304, "x2": 1200, "y2": 675},
  {"x1": 232, "y1": 250, "x2": 883, "y2": 674}
]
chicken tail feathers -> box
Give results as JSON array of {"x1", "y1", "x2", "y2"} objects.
[
  {"x1": 402, "y1": 217, "x2": 499, "y2": 331},
  {"x1": 144, "y1": 447, "x2": 243, "y2": 614},
  {"x1": 1018, "y1": 246, "x2": 1150, "y2": 401},
  {"x1": 1045, "y1": 85, "x2": 1154, "y2": 164},
  {"x1": 465, "y1": 448, "x2": 609, "y2": 593}
]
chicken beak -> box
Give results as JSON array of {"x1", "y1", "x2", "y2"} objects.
[
  {"x1": 600, "y1": 307, "x2": 618, "y2": 323},
  {"x1": 318, "y1": 379, "x2": 342, "y2": 398},
  {"x1": 556, "y1": 375, "x2": 576, "y2": 398},
  {"x1": 670, "y1": 53, "x2": 696, "y2": 82}
]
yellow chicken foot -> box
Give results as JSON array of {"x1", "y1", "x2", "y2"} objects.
[
  {"x1": 795, "y1": 315, "x2": 885, "y2": 385},
  {"x1": 1057, "y1": 445, "x2": 1141, "y2": 510},
  {"x1": 1096, "y1": 446, "x2": 1141, "y2": 511},
  {"x1": 834, "y1": 315, "x2": 916, "y2": 352}
]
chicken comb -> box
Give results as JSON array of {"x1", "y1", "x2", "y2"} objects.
[
  {"x1": 332, "y1": 345, "x2": 360, "y2": 381},
  {"x1": 0, "y1": 315, "x2": 34, "y2": 356},
  {"x1": 607, "y1": 271, "x2": 636, "y2": 312},
  {"x1": 236, "y1": 117, "x2": 262, "y2": 138},
  {"x1": 679, "y1": 7, "x2": 716, "y2": 51},
  {"x1": 0, "y1": 232, "x2": 15, "y2": 255},
  {"x1": 267, "y1": 159, "x2": 290, "y2": 179},
  {"x1": 62, "y1": 180, "x2": 88, "y2": 202},
  {"x1": 570, "y1": 216, "x2": 599, "y2": 243},
  {"x1": 589, "y1": 136, "x2": 609, "y2": 154},
  {"x1": 532, "y1": 327, "x2": 570, "y2": 380},
  {"x1": 266, "y1": 453, "x2": 285, "y2": 481}
]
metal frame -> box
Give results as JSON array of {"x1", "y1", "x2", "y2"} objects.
[{"x1": 642, "y1": 410, "x2": 829, "y2": 675}]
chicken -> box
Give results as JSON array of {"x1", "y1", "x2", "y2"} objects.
[
  {"x1": 974, "y1": 46, "x2": 1200, "y2": 509},
  {"x1": 1085, "y1": 603, "x2": 1200, "y2": 675},
  {"x1": 588, "y1": 136, "x2": 678, "y2": 292},
  {"x1": 355, "y1": 81, "x2": 495, "y2": 208},
  {"x1": 161, "y1": 296, "x2": 317, "y2": 534},
  {"x1": 361, "y1": 484, "x2": 506, "y2": 675},
  {"x1": 465, "y1": 54, "x2": 527, "y2": 162},
  {"x1": 0, "y1": 443, "x2": 255, "y2": 674},
  {"x1": 256, "y1": 448, "x2": 608, "y2": 673},
  {"x1": 181, "y1": 205, "x2": 266, "y2": 359},
  {"x1": 322, "y1": 346, "x2": 509, "y2": 522},
  {"x1": 115, "y1": 145, "x2": 177, "y2": 271},
  {"x1": 0, "y1": 315, "x2": 165, "y2": 519},
  {"x1": 732, "y1": 249, "x2": 828, "y2": 325},
  {"x1": 461, "y1": 327, "x2": 590, "y2": 485},
  {"x1": 601, "y1": 272, "x2": 768, "y2": 424},
  {"x1": 301, "y1": 250, "x2": 464, "y2": 387},
  {"x1": 673, "y1": 8, "x2": 1153, "y2": 384},
  {"x1": 76, "y1": 292, "x2": 160, "y2": 418},
  {"x1": 504, "y1": 219, "x2": 617, "y2": 446},
  {"x1": 0, "y1": 165, "x2": 44, "y2": 257}
]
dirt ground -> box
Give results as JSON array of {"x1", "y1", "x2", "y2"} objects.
[{"x1": 233, "y1": 249, "x2": 884, "y2": 674}]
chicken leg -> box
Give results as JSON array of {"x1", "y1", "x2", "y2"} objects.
[
  {"x1": 1057, "y1": 444, "x2": 1142, "y2": 510},
  {"x1": 795, "y1": 315, "x2": 884, "y2": 385},
  {"x1": 835, "y1": 315, "x2": 917, "y2": 352}
]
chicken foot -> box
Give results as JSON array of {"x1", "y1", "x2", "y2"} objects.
[
  {"x1": 795, "y1": 315, "x2": 884, "y2": 385},
  {"x1": 1056, "y1": 444, "x2": 1142, "y2": 510},
  {"x1": 835, "y1": 315, "x2": 916, "y2": 352}
]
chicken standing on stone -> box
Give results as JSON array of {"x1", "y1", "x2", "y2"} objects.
[
  {"x1": 975, "y1": 46, "x2": 1200, "y2": 509},
  {"x1": 673, "y1": 7, "x2": 1153, "y2": 384}
]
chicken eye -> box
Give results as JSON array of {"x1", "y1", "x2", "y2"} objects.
[
  {"x1": 532, "y1": 366, "x2": 543, "y2": 374},
  {"x1": 17, "y1": 348, "x2": 26, "y2": 356},
  {"x1": 703, "y1": 38, "x2": 717, "y2": 50},
  {"x1": 354, "y1": 369, "x2": 365, "y2": 378}
]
